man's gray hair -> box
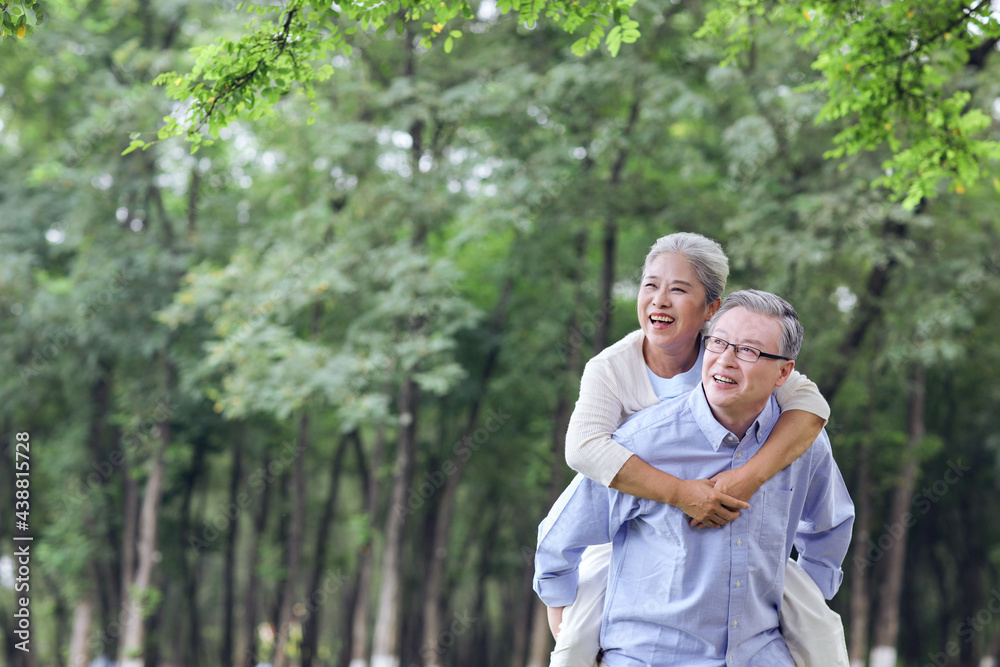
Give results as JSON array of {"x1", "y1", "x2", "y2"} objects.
[
  {"x1": 708, "y1": 289, "x2": 804, "y2": 360},
  {"x1": 642, "y1": 232, "x2": 729, "y2": 305}
]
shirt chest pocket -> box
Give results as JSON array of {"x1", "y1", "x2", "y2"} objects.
[
  {"x1": 758, "y1": 487, "x2": 794, "y2": 552},
  {"x1": 750, "y1": 488, "x2": 795, "y2": 597}
]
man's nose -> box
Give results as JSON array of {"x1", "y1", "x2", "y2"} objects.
[{"x1": 719, "y1": 342, "x2": 739, "y2": 364}]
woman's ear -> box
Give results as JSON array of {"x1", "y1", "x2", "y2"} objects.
[{"x1": 705, "y1": 298, "x2": 722, "y2": 321}]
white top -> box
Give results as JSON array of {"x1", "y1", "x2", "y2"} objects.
[
  {"x1": 565, "y1": 329, "x2": 831, "y2": 486},
  {"x1": 645, "y1": 343, "x2": 705, "y2": 401}
]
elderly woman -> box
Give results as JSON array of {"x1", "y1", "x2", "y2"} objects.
[{"x1": 547, "y1": 232, "x2": 848, "y2": 667}]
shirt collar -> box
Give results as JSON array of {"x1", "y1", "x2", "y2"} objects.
[{"x1": 687, "y1": 384, "x2": 780, "y2": 450}]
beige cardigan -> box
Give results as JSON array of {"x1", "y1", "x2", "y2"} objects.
[{"x1": 565, "y1": 330, "x2": 831, "y2": 486}]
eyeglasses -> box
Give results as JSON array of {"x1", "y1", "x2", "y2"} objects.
[{"x1": 703, "y1": 336, "x2": 791, "y2": 363}]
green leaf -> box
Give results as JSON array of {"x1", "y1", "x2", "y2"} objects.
[
  {"x1": 606, "y1": 25, "x2": 622, "y2": 57},
  {"x1": 121, "y1": 139, "x2": 146, "y2": 156}
]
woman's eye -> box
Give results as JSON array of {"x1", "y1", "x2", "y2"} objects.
[
  {"x1": 671, "y1": 287, "x2": 686, "y2": 293},
  {"x1": 644, "y1": 283, "x2": 656, "y2": 288}
]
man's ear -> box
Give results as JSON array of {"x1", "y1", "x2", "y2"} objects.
[{"x1": 773, "y1": 360, "x2": 795, "y2": 388}]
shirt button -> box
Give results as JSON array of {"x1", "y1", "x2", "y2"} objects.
[
  {"x1": 732, "y1": 620, "x2": 739, "y2": 627},
  {"x1": 735, "y1": 580, "x2": 742, "y2": 588},
  {"x1": 736, "y1": 452, "x2": 743, "y2": 459},
  {"x1": 736, "y1": 538, "x2": 743, "y2": 546}
]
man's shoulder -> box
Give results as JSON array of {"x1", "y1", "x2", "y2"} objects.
[{"x1": 613, "y1": 391, "x2": 695, "y2": 442}]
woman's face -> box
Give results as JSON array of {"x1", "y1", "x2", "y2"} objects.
[{"x1": 637, "y1": 252, "x2": 719, "y2": 355}]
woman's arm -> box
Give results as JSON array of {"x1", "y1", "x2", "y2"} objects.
[
  {"x1": 705, "y1": 369, "x2": 829, "y2": 512},
  {"x1": 611, "y1": 456, "x2": 748, "y2": 528},
  {"x1": 710, "y1": 410, "x2": 825, "y2": 502},
  {"x1": 547, "y1": 606, "x2": 563, "y2": 639},
  {"x1": 567, "y1": 358, "x2": 748, "y2": 527}
]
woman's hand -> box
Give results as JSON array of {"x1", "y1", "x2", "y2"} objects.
[
  {"x1": 674, "y1": 478, "x2": 750, "y2": 528},
  {"x1": 710, "y1": 467, "x2": 763, "y2": 503},
  {"x1": 686, "y1": 469, "x2": 761, "y2": 528},
  {"x1": 547, "y1": 606, "x2": 564, "y2": 639}
]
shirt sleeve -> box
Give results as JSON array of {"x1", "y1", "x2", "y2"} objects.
[
  {"x1": 564, "y1": 358, "x2": 635, "y2": 487},
  {"x1": 533, "y1": 472, "x2": 641, "y2": 607},
  {"x1": 793, "y1": 433, "x2": 855, "y2": 599},
  {"x1": 773, "y1": 368, "x2": 831, "y2": 423}
]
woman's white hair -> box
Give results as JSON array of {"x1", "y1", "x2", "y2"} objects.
[{"x1": 642, "y1": 232, "x2": 729, "y2": 305}]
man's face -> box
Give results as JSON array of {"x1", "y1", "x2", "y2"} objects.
[{"x1": 702, "y1": 306, "x2": 794, "y2": 419}]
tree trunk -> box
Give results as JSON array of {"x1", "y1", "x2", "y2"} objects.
[
  {"x1": 421, "y1": 281, "x2": 511, "y2": 667},
  {"x1": 273, "y1": 411, "x2": 310, "y2": 667},
  {"x1": 240, "y1": 447, "x2": 274, "y2": 667},
  {"x1": 119, "y1": 423, "x2": 169, "y2": 666},
  {"x1": 270, "y1": 470, "x2": 292, "y2": 648},
  {"x1": 371, "y1": 379, "x2": 421, "y2": 667},
  {"x1": 187, "y1": 166, "x2": 201, "y2": 234},
  {"x1": 526, "y1": 229, "x2": 589, "y2": 667},
  {"x1": 594, "y1": 92, "x2": 640, "y2": 354},
  {"x1": 870, "y1": 364, "x2": 926, "y2": 667},
  {"x1": 820, "y1": 217, "x2": 909, "y2": 402},
  {"x1": 339, "y1": 565, "x2": 362, "y2": 667},
  {"x1": 302, "y1": 433, "x2": 351, "y2": 667},
  {"x1": 87, "y1": 361, "x2": 124, "y2": 620},
  {"x1": 221, "y1": 429, "x2": 243, "y2": 667},
  {"x1": 459, "y1": 509, "x2": 500, "y2": 667},
  {"x1": 142, "y1": 573, "x2": 166, "y2": 667},
  {"x1": 351, "y1": 425, "x2": 383, "y2": 667},
  {"x1": 510, "y1": 565, "x2": 535, "y2": 667},
  {"x1": 179, "y1": 437, "x2": 207, "y2": 667},
  {"x1": 119, "y1": 356, "x2": 174, "y2": 667},
  {"x1": 849, "y1": 430, "x2": 873, "y2": 667},
  {"x1": 68, "y1": 596, "x2": 93, "y2": 667},
  {"x1": 121, "y1": 467, "x2": 139, "y2": 619}
]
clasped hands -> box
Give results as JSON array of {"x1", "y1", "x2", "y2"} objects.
[{"x1": 675, "y1": 468, "x2": 760, "y2": 529}]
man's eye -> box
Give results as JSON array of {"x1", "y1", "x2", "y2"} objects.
[{"x1": 739, "y1": 346, "x2": 756, "y2": 355}]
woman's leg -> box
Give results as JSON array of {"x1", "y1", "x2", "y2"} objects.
[
  {"x1": 548, "y1": 542, "x2": 611, "y2": 667},
  {"x1": 780, "y1": 557, "x2": 850, "y2": 667}
]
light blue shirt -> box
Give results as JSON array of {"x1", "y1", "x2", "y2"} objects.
[{"x1": 534, "y1": 387, "x2": 855, "y2": 667}]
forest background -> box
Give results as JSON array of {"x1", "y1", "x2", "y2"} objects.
[{"x1": 2, "y1": 1, "x2": 1000, "y2": 667}]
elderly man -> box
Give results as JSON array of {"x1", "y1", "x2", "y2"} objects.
[{"x1": 533, "y1": 289, "x2": 854, "y2": 667}]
